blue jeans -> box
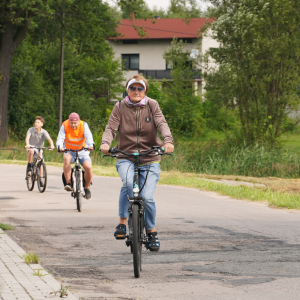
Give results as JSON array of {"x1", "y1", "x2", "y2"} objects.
[{"x1": 116, "y1": 159, "x2": 161, "y2": 231}]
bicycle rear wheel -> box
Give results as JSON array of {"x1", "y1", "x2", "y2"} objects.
[
  {"x1": 132, "y1": 204, "x2": 142, "y2": 278},
  {"x1": 37, "y1": 162, "x2": 47, "y2": 193},
  {"x1": 26, "y1": 166, "x2": 35, "y2": 191},
  {"x1": 76, "y1": 171, "x2": 82, "y2": 212}
]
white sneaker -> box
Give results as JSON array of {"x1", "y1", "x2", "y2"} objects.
[{"x1": 64, "y1": 184, "x2": 73, "y2": 192}]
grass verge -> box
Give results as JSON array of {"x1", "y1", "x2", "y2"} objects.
[
  {"x1": 1, "y1": 159, "x2": 300, "y2": 210},
  {"x1": 159, "y1": 176, "x2": 300, "y2": 210},
  {"x1": 0, "y1": 223, "x2": 15, "y2": 230}
]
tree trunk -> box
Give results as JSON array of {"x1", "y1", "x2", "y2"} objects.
[{"x1": 0, "y1": 22, "x2": 28, "y2": 144}]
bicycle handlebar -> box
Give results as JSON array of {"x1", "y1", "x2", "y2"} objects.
[
  {"x1": 101, "y1": 146, "x2": 172, "y2": 158},
  {"x1": 58, "y1": 146, "x2": 93, "y2": 153},
  {"x1": 26, "y1": 146, "x2": 53, "y2": 150}
]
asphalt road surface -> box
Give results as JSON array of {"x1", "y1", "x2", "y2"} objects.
[{"x1": 1, "y1": 164, "x2": 300, "y2": 300}]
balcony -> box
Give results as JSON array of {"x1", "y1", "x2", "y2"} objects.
[{"x1": 138, "y1": 69, "x2": 201, "y2": 80}]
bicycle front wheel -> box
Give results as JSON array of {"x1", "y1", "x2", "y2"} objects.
[
  {"x1": 76, "y1": 171, "x2": 82, "y2": 212},
  {"x1": 26, "y1": 167, "x2": 35, "y2": 191},
  {"x1": 132, "y1": 204, "x2": 142, "y2": 278},
  {"x1": 37, "y1": 162, "x2": 47, "y2": 193}
]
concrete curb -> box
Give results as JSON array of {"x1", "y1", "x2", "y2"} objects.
[{"x1": 0, "y1": 228, "x2": 78, "y2": 300}]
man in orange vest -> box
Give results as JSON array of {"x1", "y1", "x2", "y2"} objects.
[{"x1": 56, "y1": 112, "x2": 94, "y2": 199}]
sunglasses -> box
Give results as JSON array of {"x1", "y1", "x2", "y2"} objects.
[{"x1": 129, "y1": 86, "x2": 144, "y2": 92}]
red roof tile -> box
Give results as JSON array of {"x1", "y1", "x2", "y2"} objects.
[{"x1": 110, "y1": 18, "x2": 214, "y2": 40}]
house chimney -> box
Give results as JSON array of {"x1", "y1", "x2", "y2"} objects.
[{"x1": 131, "y1": 12, "x2": 135, "y2": 20}]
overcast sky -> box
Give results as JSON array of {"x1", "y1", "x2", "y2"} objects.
[
  {"x1": 104, "y1": 0, "x2": 207, "y2": 12},
  {"x1": 143, "y1": 0, "x2": 170, "y2": 10}
]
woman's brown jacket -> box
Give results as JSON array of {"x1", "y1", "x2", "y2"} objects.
[{"x1": 101, "y1": 97, "x2": 173, "y2": 163}]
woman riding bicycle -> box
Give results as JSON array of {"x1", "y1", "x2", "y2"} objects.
[{"x1": 101, "y1": 74, "x2": 174, "y2": 252}]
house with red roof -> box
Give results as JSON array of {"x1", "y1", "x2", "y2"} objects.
[{"x1": 108, "y1": 17, "x2": 218, "y2": 96}]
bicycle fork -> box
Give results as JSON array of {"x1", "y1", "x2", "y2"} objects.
[
  {"x1": 126, "y1": 198, "x2": 146, "y2": 247},
  {"x1": 72, "y1": 168, "x2": 84, "y2": 195}
]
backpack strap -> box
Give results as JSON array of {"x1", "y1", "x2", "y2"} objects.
[
  {"x1": 147, "y1": 99, "x2": 156, "y2": 127},
  {"x1": 118, "y1": 100, "x2": 121, "y2": 131}
]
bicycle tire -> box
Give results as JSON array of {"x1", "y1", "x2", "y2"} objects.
[
  {"x1": 132, "y1": 204, "x2": 142, "y2": 278},
  {"x1": 37, "y1": 162, "x2": 47, "y2": 193},
  {"x1": 26, "y1": 166, "x2": 35, "y2": 191},
  {"x1": 76, "y1": 171, "x2": 82, "y2": 212}
]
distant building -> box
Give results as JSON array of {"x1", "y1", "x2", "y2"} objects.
[{"x1": 108, "y1": 17, "x2": 218, "y2": 99}]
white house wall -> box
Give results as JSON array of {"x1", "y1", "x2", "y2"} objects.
[
  {"x1": 108, "y1": 34, "x2": 218, "y2": 100},
  {"x1": 201, "y1": 29, "x2": 220, "y2": 93},
  {"x1": 108, "y1": 38, "x2": 201, "y2": 70}
]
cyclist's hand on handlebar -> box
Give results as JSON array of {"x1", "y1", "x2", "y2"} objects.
[
  {"x1": 59, "y1": 147, "x2": 65, "y2": 153},
  {"x1": 163, "y1": 143, "x2": 174, "y2": 153},
  {"x1": 25, "y1": 145, "x2": 30, "y2": 149},
  {"x1": 88, "y1": 145, "x2": 94, "y2": 151},
  {"x1": 100, "y1": 144, "x2": 110, "y2": 154},
  {"x1": 50, "y1": 146, "x2": 55, "y2": 150}
]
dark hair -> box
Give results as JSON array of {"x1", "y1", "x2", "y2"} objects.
[{"x1": 35, "y1": 116, "x2": 45, "y2": 125}]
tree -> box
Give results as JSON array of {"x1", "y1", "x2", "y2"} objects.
[
  {"x1": 167, "y1": 0, "x2": 202, "y2": 18},
  {"x1": 203, "y1": 0, "x2": 300, "y2": 145},
  {"x1": 161, "y1": 38, "x2": 205, "y2": 137},
  {"x1": 117, "y1": 0, "x2": 203, "y2": 19},
  {"x1": 0, "y1": 1, "x2": 59, "y2": 144},
  {"x1": 117, "y1": 0, "x2": 151, "y2": 19},
  {"x1": 0, "y1": 0, "x2": 121, "y2": 144}
]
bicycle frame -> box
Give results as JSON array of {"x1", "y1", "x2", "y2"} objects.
[
  {"x1": 127, "y1": 155, "x2": 147, "y2": 246},
  {"x1": 71, "y1": 151, "x2": 84, "y2": 196}
]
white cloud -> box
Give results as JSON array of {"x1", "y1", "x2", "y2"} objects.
[{"x1": 143, "y1": 0, "x2": 170, "y2": 10}]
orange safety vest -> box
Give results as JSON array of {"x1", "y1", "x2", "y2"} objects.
[{"x1": 63, "y1": 120, "x2": 85, "y2": 150}]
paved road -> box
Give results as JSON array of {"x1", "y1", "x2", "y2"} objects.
[{"x1": 1, "y1": 164, "x2": 300, "y2": 300}]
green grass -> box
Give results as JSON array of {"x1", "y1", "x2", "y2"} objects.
[
  {"x1": 159, "y1": 176, "x2": 300, "y2": 210},
  {"x1": 23, "y1": 253, "x2": 39, "y2": 264},
  {"x1": 0, "y1": 223, "x2": 15, "y2": 230},
  {"x1": 281, "y1": 132, "x2": 300, "y2": 153}
]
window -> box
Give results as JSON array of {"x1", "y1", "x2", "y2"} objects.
[
  {"x1": 122, "y1": 54, "x2": 139, "y2": 70},
  {"x1": 180, "y1": 38, "x2": 193, "y2": 43},
  {"x1": 123, "y1": 40, "x2": 138, "y2": 44},
  {"x1": 166, "y1": 60, "x2": 173, "y2": 70}
]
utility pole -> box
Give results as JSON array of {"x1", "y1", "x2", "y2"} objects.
[{"x1": 58, "y1": 11, "x2": 65, "y2": 132}]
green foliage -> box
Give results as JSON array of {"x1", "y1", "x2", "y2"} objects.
[
  {"x1": 117, "y1": 0, "x2": 202, "y2": 19},
  {"x1": 159, "y1": 176, "x2": 300, "y2": 210},
  {"x1": 118, "y1": 0, "x2": 151, "y2": 19},
  {"x1": 8, "y1": 31, "x2": 123, "y2": 139},
  {"x1": 23, "y1": 253, "x2": 39, "y2": 264},
  {"x1": 159, "y1": 139, "x2": 300, "y2": 178},
  {"x1": 204, "y1": 0, "x2": 300, "y2": 146},
  {"x1": 0, "y1": 0, "x2": 58, "y2": 30},
  {"x1": 0, "y1": 223, "x2": 15, "y2": 230},
  {"x1": 167, "y1": 0, "x2": 202, "y2": 18},
  {"x1": 51, "y1": 284, "x2": 71, "y2": 298},
  {"x1": 161, "y1": 38, "x2": 205, "y2": 137}
]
